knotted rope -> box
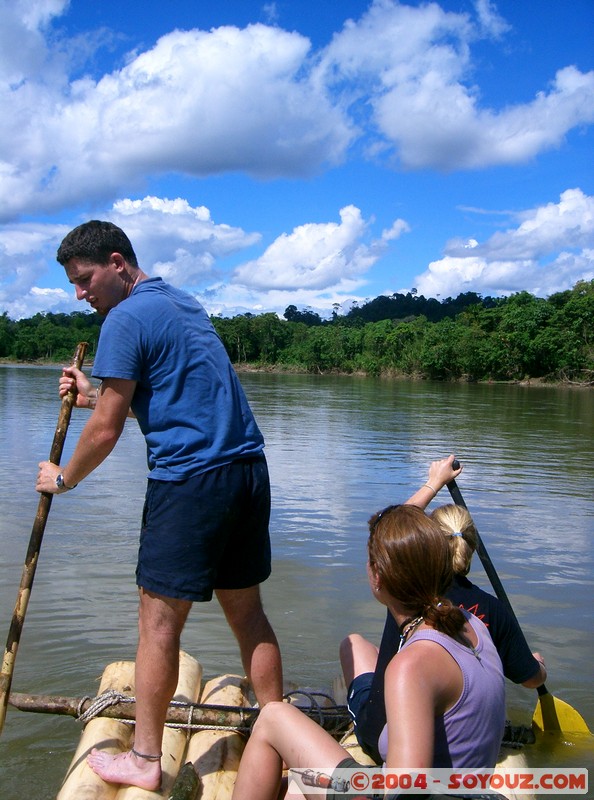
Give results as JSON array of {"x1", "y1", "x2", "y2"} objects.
[{"x1": 77, "y1": 690, "x2": 135, "y2": 724}]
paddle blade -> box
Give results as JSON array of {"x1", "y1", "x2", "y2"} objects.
[{"x1": 533, "y1": 691, "x2": 592, "y2": 735}]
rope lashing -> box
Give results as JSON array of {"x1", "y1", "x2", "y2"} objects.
[
  {"x1": 77, "y1": 690, "x2": 134, "y2": 723},
  {"x1": 75, "y1": 687, "x2": 351, "y2": 737}
]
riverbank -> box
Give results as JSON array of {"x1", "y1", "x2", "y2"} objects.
[
  {"x1": 233, "y1": 363, "x2": 594, "y2": 388},
  {"x1": 2, "y1": 358, "x2": 592, "y2": 388}
]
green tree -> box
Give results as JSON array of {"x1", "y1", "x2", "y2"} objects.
[
  {"x1": 0, "y1": 313, "x2": 15, "y2": 357},
  {"x1": 384, "y1": 316, "x2": 429, "y2": 374},
  {"x1": 419, "y1": 318, "x2": 463, "y2": 379},
  {"x1": 491, "y1": 292, "x2": 554, "y2": 379},
  {"x1": 249, "y1": 313, "x2": 291, "y2": 363},
  {"x1": 544, "y1": 280, "x2": 594, "y2": 377}
]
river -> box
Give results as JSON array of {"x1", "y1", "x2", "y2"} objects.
[{"x1": 0, "y1": 366, "x2": 592, "y2": 798}]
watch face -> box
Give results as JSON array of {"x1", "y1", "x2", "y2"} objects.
[{"x1": 56, "y1": 474, "x2": 64, "y2": 489}]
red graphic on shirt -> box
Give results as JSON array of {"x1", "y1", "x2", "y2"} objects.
[{"x1": 459, "y1": 602, "x2": 489, "y2": 627}]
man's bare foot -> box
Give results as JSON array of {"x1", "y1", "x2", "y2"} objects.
[{"x1": 87, "y1": 748, "x2": 161, "y2": 790}]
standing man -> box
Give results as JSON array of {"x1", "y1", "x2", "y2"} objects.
[{"x1": 36, "y1": 220, "x2": 283, "y2": 791}]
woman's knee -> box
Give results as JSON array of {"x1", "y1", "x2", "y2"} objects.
[{"x1": 252, "y1": 701, "x2": 291, "y2": 738}]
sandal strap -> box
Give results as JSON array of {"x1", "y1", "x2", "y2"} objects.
[{"x1": 131, "y1": 747, "x2": 162, "y2": 762}]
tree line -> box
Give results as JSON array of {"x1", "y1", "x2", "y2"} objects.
[{"x1": 1, "y1": 281, "x2": 592, "y2": 384}]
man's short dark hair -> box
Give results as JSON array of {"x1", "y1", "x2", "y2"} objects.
[{"x1": 57, "y1": 220, "x2": 139, "y2": 268}]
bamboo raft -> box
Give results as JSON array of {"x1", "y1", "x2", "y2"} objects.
[{"x1": 8, "y1": 650, "x2": 539, "y2": 800}]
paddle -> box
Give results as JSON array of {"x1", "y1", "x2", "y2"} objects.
[
  {"x1": 446, "y1": 463, "x2": 591, "y2": 736},
  {"x1": 0, "y1": 342, "x2": 88, "y2": 737}
]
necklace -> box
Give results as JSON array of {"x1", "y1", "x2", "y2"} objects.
[{"x1": 397, "y1": 615, "x2": 424, "y2": 652}]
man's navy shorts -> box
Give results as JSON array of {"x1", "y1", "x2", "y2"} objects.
[{"x1": 136, "y1": 455, "x2": 271, "y2": 602}]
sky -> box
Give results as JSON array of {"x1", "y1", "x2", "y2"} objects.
[{"x1": 0, "y1": 0, "x2": 593, "y2": 321}]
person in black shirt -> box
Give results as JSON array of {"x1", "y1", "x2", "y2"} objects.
[{"x1": 342, "y1": 456, "x2": 547, "y2": 764}]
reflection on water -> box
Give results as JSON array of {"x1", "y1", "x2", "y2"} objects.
[{"x1": 0, "y1": 366, "x2": 593, "y2": 798}]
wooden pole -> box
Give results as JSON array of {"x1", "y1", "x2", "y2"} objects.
[
  {"x1": 7, "y1": 691, "x2": 352, "y2": 734},
  {"x1": 0, "y1": 342, "x2": 88, "y2": 736}
]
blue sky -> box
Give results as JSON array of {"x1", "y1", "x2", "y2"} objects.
[{"x1": 1, "y1": 0, "x2": 593, "y2": 320}]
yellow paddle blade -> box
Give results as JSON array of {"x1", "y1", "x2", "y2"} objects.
[{"x1": 533, "y1": 691, "x2": 592, "y2": 735}]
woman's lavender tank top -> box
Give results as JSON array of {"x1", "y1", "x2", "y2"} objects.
[{"x1": 378, "y1": 612, "x2": 506, "y2": 768}]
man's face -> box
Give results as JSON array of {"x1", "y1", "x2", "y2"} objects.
[{"x1": 65, "y1": 255, "x2": 128, "y2": 315}]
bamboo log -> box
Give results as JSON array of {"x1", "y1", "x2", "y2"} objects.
[
  {"x1": 185, "y1": 675, "x2": 250, "y2": 799},
  {"x1": 114, "y1": 651, "x2": 202, "y2": 800},
  {"x1": 56, "y1": 660, "x2": 136, "y2": 800},
  {"x1": 56, "y1": 653, "x2": 203, "y2": 800}
]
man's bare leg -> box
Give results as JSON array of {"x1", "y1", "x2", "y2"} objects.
[
  {"x1": 217, "y1": 585, "x2": 283, "y2": 705},
  {"x1": 87, "y1": 589, "x2": 192, "y2": 789}
]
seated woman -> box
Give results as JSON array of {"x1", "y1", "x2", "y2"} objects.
[
  {"x1": 231, "y1": 504, "x2": 506, "y2": 800},
  {"x1": 345, "y1": 456, "x2": 547, "y2": 764}
]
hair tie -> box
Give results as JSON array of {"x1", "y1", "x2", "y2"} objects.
[{"x1": 450, "y1": 532, "x2": 463, "y2": 537}]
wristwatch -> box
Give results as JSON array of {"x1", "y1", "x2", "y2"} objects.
[{"x1": 56, "y1": 473, "x2": 77, "y2": 491}]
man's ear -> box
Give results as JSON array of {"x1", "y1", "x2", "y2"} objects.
[{"x1": 110, "y1": 252, "x2": 127, "y2": 271}]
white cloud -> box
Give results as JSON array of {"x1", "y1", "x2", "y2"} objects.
[
  {"x1": 0, "y1": 221, "x2": 72, "y2": 317},
  {"x1": 194, "y1": 280, "x2": 368, "y2": 320},
  {"x1": 318, "y1": 2, "x2": 594, "y2": 170},
  {"x1": 0, "y1": 189, "x2": 591, "y2": 320},
  {"x1": 108, "y1": 196, "x2": 261, "y2": 287},
  {"x1": 0, "y1": 15, "x2": 354, "y2": 221},
  {"x1": 472, "y1": 0, "x2": 510, "y2": 38},
  {"x1": 16, "y1": 0, "x2": 68, "y2": 31},
  {"x1": 455, "y1": 188, "x2": 594, "y2": 260},
  {"x1": 413, "y1": 189, "x2": 594, "y2": 298},
  {"x1": 1, "y1": 286, "x2": 76, "y2": 321},
  {"x1": 0, "y1": 198, "x2": 409, "y2": 320},
  {"x1": 0, "y1": 3, "x2": 592, "y2": 320},
  {"x1": 0, "y1": 197, "x2": 262, "y2": 317},
  {"x1": 232, "y1": 205, "x2": 409, "y2": 291},
  {"x1": 1, "y1": 1, "x2": 593, "y2": 222},
  {"x1": 0, "y1": 0, "x2": 68, "y2": 84}
]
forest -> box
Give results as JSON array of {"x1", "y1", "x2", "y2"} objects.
[{"x1": 1, "y1": 280, "x2": 592, "y2": 384}]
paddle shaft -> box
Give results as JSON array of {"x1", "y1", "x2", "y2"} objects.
[
  {"x1": 0, "y1": 342, "x2": 88, "y2": 736},
  {"x1": 446, "y1": 471, "x2": 548, "y2": 699}
]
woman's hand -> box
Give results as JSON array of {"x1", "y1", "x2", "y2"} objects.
[
  {"x1": 405, "y1": 455, "x2": 463, "y2": 509},
  {"x1": 426, "y1": 455, "x2": 462, "y2": 494}
]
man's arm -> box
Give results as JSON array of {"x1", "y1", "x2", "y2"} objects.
[
  {"x1": 522, "y1": 653, "x2": 547, "y2": 688},
  {"x1": 36, "y1": 377, "x2": 136, "y2": 493}
]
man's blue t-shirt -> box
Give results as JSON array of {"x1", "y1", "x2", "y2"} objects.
[{"x1": 92, "y1": 277, "x2": 264, "y2": 479}]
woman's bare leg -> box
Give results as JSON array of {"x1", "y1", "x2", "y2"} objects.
[{"x1": 231, "y1": 702, "x2": 348, "y2": 800}]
